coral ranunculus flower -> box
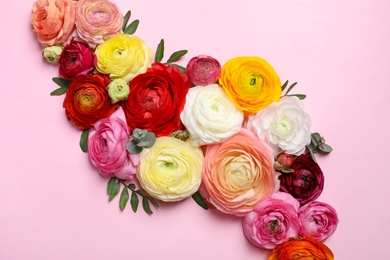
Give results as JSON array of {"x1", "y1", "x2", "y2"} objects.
[
  {"x1": 63, "y1": 74, "x2": 118, "y2": 130},
  {"x1": 219, "y1": 56, "x2": 281, "y2": 115},
  {"x1": 268, "y1": 237, "x2": 334, "y2": 260}
]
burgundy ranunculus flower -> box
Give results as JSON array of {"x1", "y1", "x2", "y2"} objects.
[
  {"x1": 122, "y1": 63, "x2": 190, "y2": 137},
  {"x1": 279, "y1": 154, "x2": 324, "y2": 205},
  {"x1": 59, "y1": 41, "x2": 97, "y2": 80},
  {"x1": 186, "y1": 55, "x2": 221, "y2": 86}
]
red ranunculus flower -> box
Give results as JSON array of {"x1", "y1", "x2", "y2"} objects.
[
  {"x1": 279, "y1": 153, "x2": 324, "y2": 205},
  {"x1": 63, "y1": 74, "x2": 118, "y2": 130},
  {"x1": 59, "y1": 41, "x2": 97, "y2": 80},
  {"x1": 122, "y1": 63, "x2": 190, "y2": 137}
]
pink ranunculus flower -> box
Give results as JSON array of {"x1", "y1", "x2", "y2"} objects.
[
  {"x1": 299, "y1": 201, "x2": 339, "y2": 241},
  {"x1": 59, "y1": 41, "x2": 97, "y2": 79},
  {"x1": 202, "y1": 129, "x2": 276, "y2": 216},
  {"x1": 242, "y1": 192, "x2": 301, "y2": 250},
  {"x1": 30, "y1": 0, "x2": 76, "y2": 47},
  {"x1": 73, "y1": 0, "x2": 123, "y2": 48},
  {"x1": 186, "y1": 55, "x2": 221, "y2": 86},
  {"x1": 88, "y1": 109, "x2": 139, "y2": 180}
]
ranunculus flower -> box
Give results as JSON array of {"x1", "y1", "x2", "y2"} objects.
[
  {"x1": 88, "y1": 109, "x2": 139, "y2": 180},
  {"x1": 242, "y1": 192, "x2": 301, "y2": 249},
  {"x1": 59, "y1": 41, "x2": 97, "y2": 80},
  {"x1": 247, "y1": 96, "x2": 311, "y2": 156},
  {"x1": 186, "y1": 55, "x2": 221, "y2": 86},
  {"x1": 299, "y1": 201, "x2": 339, "y2": 241},
  {"x1": 122, "y1": 63, "x2": 190, "y2": 137},
  {"x1": 95, "y1": 34, "x2": 152, "y2": 82},
  {"x1": 279, "y1": 154, "x2": 324, "y2": 205},
  {"x1": 202, "y1": 129, "x2": 276, "y2": 216},
  {"x1": 42, "y1": 45, "x2": 64, "y2": 63},
  {"x1": 268, "y1": 237, "x2": 334, "y2": 260},
  {"x1": 63, "y1": 74, "x2": 118, "y2": 130},
  {"x1": 31, "y1": 0, "x2": 76, "y2": 47},
  {"x1": 73, "y1": 0, "x2": 123, "y2": 48},
  {"x1": 180, "y1": 84, "x2": 244, "y2": 146},
  {"x1": 219, "y1": 56, "x2": 281, "y2": 115},
  {"x1": 137, "y1": 137, "x2": 203, "y2": 202},
  {"x1": 107, "y1": 79, "x2": 130, "y2": 104}
]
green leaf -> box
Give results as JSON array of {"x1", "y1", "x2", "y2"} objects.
[
  {"x1": 146, "y1": 196, "x2": 159, "y2": 208},
  {"x1": 122, "y1": 11, "x2": 131, "y2": 31},
  {"x1": 281, "y1": 80, "x2": 289, "y2": 91},
  {"x1": 79, "y1": 129, "x2": 89, "y2": 153},
  {"x1": 135, "y1": 189, "x2": 146, "y2": 195},
  {"x1": 52, "y1": 77, "x2": 71, "y2": 88},
  {"x1": 169, "y1": 63, "x2": 186, "y2": 74},
  {"x1": 319, "y1": 143, "x2": 333, "y2": 153},
  {"x1": 107, "y1": 178, "x2": 121, "y2": 201},
  {"x1": 166, "y1": 50, "x2": 188, "y2": 63},
  {"x1": 142, "y1": 196, "x2": 153, "y2": 215},
  {"x1": 155, "y1": 39, "x2": 165, "y2": 63},
  {"x1": 50, "y1": 87, "x2": 68, "y2": 96},
  {"x1": 130, "y1": 191, "x2": 139, "y2": 213},
  {"x1": 124, "y1": 19, "x2": 139, "y2": 35},
  {"x1": 284, "y1": 82, "x2": 298, "y2": 95},
  {"x1": 127, "y1": 183, "x2": 136, "y2": 190},
  {"x1": 285, "y1": 94, "x2": 306, "y2": 100},
  {"x1": 192, "y1": 191, "x2": 209, "y2": 210},
  {"x1": 307, "y1": 147, "x2": 317, "y2": 163},
  {"x1": 119, "y1": 187, "x2": 129, "y2": 211}
]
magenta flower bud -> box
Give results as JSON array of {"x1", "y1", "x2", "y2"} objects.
[{"x1": 186, "y1": 55, "x2": 221, "y2": 86}]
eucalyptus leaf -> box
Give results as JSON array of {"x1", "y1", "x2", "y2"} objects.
[
  {"x1": 79, "y1": 129, "x2": 89, "y2": 153},
  {"x1": 281, "y1": 80, "x2": 289, "y2": 91},
  {"x1": 169, "y1": 63, "x2": 186, "y2": 74},
  {"x1": 285, "y1": 94, "x2": 306, "y2": 100},
  {"x1": 50, "y1": 87, "x2": 68, "y2": 96},
  {"x1": 319, "y1": 143, "x2": 333, "y2": 153},
  {"x1": 122, "y1": 11, "x2": 131, "y2": 31},
  {"x1": 126, "y1": 140, "x2": 143, "y2": 154},
  {"x1": 119, "y1": 187, "x2": 129, "y2": 211},
  {"x1": 124, "y1": 19, "x2": 139, "y2": 35},
  {"x1": 284, "y1": 82, "x2": 298, "y2": 95},
  {"x1": 131, "y1": 191, "x2": 139, "y2": 213},
  {"x1": 142, "y1": 196, "x2": 153, "y2": 215},
  {"x1": 192, "y1": 191, "x2": 209, "y2": 210},
  {"x1": 307, "y1": 147, "x2": 317, "y2": 163},
  {"x1": 166, "y1": 50, "x2": 188, "y2": 63},
  {"x1": 155, "y1": 39, "x2": 164, "y2": 63},
  {"x1": 52, "y1": 77, "x2": 71, "y2": 88},
  {"x1": 144, "y1": 132, "x2": 156, "y2": 148},
  {"x1": 107, "y1": 178, "x2": 121, "y2": 201}
]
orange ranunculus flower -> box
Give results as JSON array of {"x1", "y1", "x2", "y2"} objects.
[
  {"x1": 268, "y1": 237, "x2": 334, "y2": 260},
  {"x1": 63, "y1": 74, "x2": 118, "y2": 130},
  {"x1": 219, "y1": 56, "x2": 281, "y2": 115}
]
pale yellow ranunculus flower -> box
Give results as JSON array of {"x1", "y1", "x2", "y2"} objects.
[
  {"x1": 219, "y1": 56, "x2": 281, "y2": 115},
  {"x1": 95, "y1": 34, "x2": 152, "y2": 82},
  {"x1": 137, "y1": 137, "x2": 203, "y2": 202}
]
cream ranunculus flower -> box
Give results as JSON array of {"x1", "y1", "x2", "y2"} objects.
[
  {"x1": 180, "y1": 84, "x2": 244, "y2": 146},
  {"x1": 94, "y1": 34, "x2": 152, "y2": 82},
  {"x1": 247, "y1": 96, "x2": 311, "y2": 155},
  {"x1": 137, "y1": 137, "x2": 204, "y2": 202}
]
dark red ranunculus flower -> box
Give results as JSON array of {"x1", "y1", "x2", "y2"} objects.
[
  {"x1": 279, "y1": 153, "x2": 324, "y2": 205},
  {"x1": 59, "y1": 41, "x2": 97, "y2": 80},
  {"x1": 63, "y1": 74, "x2": 118, "y2": 130},
  {"x1": 122, "y1": 63, "x2": 190, "y2": 137}
]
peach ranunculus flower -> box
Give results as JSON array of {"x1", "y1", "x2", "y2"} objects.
[
  {"x1": 30, "y1": 0, "x2": 76, "y2": 47},
  {"x1": 268, "y1": 237, "x2": 334, "y2": 260},
  {"x1": 73, "y1": 0, "x2": 123, "y2": 48},
  {"x1": 219, "y1": 56, "x2": 282, "y2": 115},
  {"x1": 202, "y1": 128, "x2": 276, "y2": 216},
  {"x1": 94, "y1": 34, "x2": 152, "y2": 82}
]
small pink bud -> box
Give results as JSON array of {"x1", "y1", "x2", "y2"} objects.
[{"x1": 277, "y1": 153, "x2": 296, "y2": 168}]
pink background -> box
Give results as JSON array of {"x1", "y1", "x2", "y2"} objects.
[{"x1": 1, "y1": 0, "x2": 389, "y2": 259}]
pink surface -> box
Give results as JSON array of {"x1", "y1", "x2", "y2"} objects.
[{"x1": 1, "y1": 0, "x2": 389, "y2": 259}]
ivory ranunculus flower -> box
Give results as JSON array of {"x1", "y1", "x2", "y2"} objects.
[
  {"x1": 95, "y1": 34, "x2": 152, "y2": 82},
  {"x1": 180, "y1": 84, "x2": 244, "y2": 146},
  {"x1": 202, "y1": 129, "x2": 276, "y2": 216},
  {"x1": 247, "y1": 96, "x2": 311, "y2": 156},
  {"x1": 219, "y1": 56, "x2": 281, "y2": 115},
  {"x1": 137, "y1": 137, "x2": 203, "y2": 202},
  {"x1": 73, "y1": 0, "x2": 123, "y2": 48}
]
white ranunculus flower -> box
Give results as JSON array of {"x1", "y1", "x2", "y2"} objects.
[
  {"x1": 247, "y1": 96, "x2": 311, "y2": 155},
  {"x1": 180, "y1": 84, "x2": 244, "y2": 146}
]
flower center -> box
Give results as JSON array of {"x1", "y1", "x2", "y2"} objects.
[{"x1": 268, "y1": 220, "x2": 280, "y2": 233}]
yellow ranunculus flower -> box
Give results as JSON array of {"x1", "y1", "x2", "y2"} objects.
[
  {"x1": 95, "y1": 34, "x2": 152, "y2": 82},
  {"x1": 219, "y1": 56, "x2": 281, "y2": 115},
  {"x1": 137, "y1": 137, "x2": 204, "y2": 202}
]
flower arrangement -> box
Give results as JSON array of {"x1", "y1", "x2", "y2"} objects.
[{"x1": 30, "y1": 0, "x2": 339, "y2": 258}]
